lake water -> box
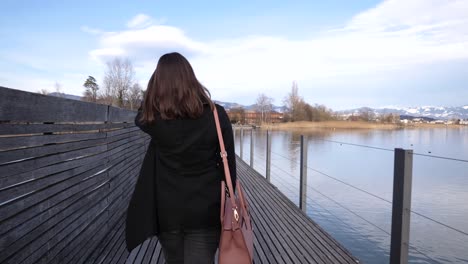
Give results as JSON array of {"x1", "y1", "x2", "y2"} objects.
[{"x1": 234, "y1": 126, "x2": 468, "y2": 264}]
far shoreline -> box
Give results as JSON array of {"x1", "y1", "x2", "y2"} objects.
[{"x1": 249, "y1": 121, "x2": 466, "y2": 130}]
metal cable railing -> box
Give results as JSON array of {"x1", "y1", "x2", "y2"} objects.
[
  {"x1": 239, "y1": 138, "x2": 448, "y2": 263},
  {"x1": 251, "y1": 150, "x2": 444, "y2": 264},
  {"x1": 267, "y1": 148, "x2": 468, "y2": 238}
]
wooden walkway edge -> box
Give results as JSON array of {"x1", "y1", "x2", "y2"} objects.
[{"x1": 120, "y1": 157, "x2": 360, "y2": 264}]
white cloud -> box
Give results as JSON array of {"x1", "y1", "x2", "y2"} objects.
[
  {"x1": 87, "y1": 2, "x2": 468, "y2": 105},
  {"x1": 127, "y1": 14, "x2": 157, "y2": 28}
]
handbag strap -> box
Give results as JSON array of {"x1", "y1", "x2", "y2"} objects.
[{"x1": 213, "y1": 107, "x2": 237, "y2": 208}]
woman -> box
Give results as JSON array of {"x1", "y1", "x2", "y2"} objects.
[{"x1": 125, "y1": 52, "x2": 236, "y2": 264}]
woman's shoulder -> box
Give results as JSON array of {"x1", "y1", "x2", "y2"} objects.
[{"x1": 214, "y1": 103, "x2": 227, "y2": 113}]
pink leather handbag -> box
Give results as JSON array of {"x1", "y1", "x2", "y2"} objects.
[{"x1": 213, "y1": 108, "x2": 254, "y2": 264}]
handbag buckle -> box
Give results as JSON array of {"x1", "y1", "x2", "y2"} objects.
[
  {"x1": 233, "y1": 208, "x2": 239, "y2": 222},
  {"x1": 220, "y1": 151, "x2": 228, "y2": 158}
]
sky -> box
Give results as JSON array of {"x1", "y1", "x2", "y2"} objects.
[{"x1": 0, "y1": 0, "x2": 467, "y2": 110}]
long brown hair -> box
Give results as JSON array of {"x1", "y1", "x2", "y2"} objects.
[{"x1": 139, "y1": 52, "x2": 214, "y2": 124}]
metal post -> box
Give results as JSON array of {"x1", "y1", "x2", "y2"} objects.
[
  {"x1": 250, "y1": 129, "x2": 254, "y2": 167},
  {"x1": 240, "y1": 127, "x2": 244, "y2": 159},
  {"x1": 233, "y1": 127, "x2": 236, "y2": 154},
  {"x1": 299, "y1": 135, "x2": 308, "y2": 212},
  {"x1": 390, "y1": 148, "x2": 413, "y2": 264},
  {"x1": 266, "y1": 130, "x2": 271, "y2": 182}
]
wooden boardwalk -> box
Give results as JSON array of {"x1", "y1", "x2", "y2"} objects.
[
  {"x1": 122, "y1": 157, "x2": 359, "y2": 264},
  {"x1": 1, "y1": 87, "x2": 359, "y2": 264}
]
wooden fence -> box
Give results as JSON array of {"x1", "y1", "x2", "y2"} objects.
[{"x1": 0, "y1": 86, "x2": 148, "y2": 263}]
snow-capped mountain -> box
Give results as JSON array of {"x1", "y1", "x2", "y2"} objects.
[
  {"x1": 216, "y1": 101, "x2": 286, "y2": 113},
  {"x1": 220, "y1": 101, "x2": 468, "y2": 120},
  {"x1": 337, "y1": 105, "x2": 468, "y2": 120}
]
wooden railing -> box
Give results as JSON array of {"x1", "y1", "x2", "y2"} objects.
[{"x1": 0, "y1": 86, "x2": 149, "y2": 264}]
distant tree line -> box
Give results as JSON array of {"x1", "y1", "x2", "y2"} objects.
[
  {"x1": 82, "y1": 58, "x2": 144, "y2": 110},
  {"x1": 229, "y1": 81, "x2": 336, "y2": 125},
  {"x1": 282, "y1": 81, "x2": 335, "y2": 122}
]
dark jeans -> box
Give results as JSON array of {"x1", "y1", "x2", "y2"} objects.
[{"x1": 159, "y1": 227, "x2": 221, "y2": 264}]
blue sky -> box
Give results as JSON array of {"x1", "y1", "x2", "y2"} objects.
[{"x1": 1, "y1": 0, "x2": 467, "y2": 110}]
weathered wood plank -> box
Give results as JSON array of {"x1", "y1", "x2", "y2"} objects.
[
  {"x1": 0, "y1": 123, "x2": 135, "y2": 136},
  {"x1": 242, "y1": 169, "x2": 326, "y2": 263},
  {"x1": 4, "y1": 183, "x2": 109, "y2": 264},
  {"x1": 58, "y1": 158, "x2": 138, "y2": 264},
  {"x1": 0, "y1": 143, "x2": 143, "y2": 253},
  {"x1": 0, "y1": 87, "x2": 146, "y2": 264},
  {"x1": 85, "y1": 211, "x2": 127, "y2": 263},
  {"x1": 0, "y1": 136, "x2": 108, "y2": 165},
  {"x1": 0, "y1": 144, "x2": 108, "y2": 192},
  {"x1": 109, "y1": 107, "x2": 137, "y2": 123},
  {"x1": 79, "y1": 156, "x2": 139, "y2": 264},
  {"x1": 0, "y1": 127, "x2": 144, "y2": 167},
  {"x1": 0, "y1": 132, "x2": 107, "y2": 152},
  {"x1": 239, "y1": 159, "x2": 358, "y2": 263},
  {"x1": 0, "y1": 86, "x2": 109, "y2": 122},
  {"x1": 133, "y1": 238, "x2": 152, "y2": 264},
  {"x1": 0, "y1": 148, "x2": 106, "y2": 192},
  {"x1": 45, "y1": 197, "x2": 110, "y2": 263},
  {"x1": 0, "y1": 159, "x2": 109, "y2": 244},
  {"x1": 142, "y1": 237, "x2": 158, "y2": 264},
  {"x1": 152, "y1": 240, "x2": 164, "y2": 264}
]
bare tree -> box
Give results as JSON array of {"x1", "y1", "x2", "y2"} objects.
[
  {"x1": 283, "y1": 81, "x2": 306, "y2": 121},
  {"x1": 127, "y1": 83, "x2": 144, "y2": 110},
  {"x1": 83, "y1": 76, "x2": 99, "y2": 102},
  {"x1": 101, "y1": 58, "x2": 135, "y2": 107},
  {"x1": 255, "y1": 93, "x2": 273, "y2": 123},
  {"x1": 359, "y1": 107, "x2": 375, "y2": 121}
]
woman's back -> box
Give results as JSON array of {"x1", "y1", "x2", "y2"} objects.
[{"x1": 127, "y1": 52, "x2": 236, "y2": 263}]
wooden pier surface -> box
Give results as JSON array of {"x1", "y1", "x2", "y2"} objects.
[{"x1": 120, "y1": 157, "x2": 359, "y2": 264}]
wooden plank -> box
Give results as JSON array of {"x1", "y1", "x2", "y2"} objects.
[
  {"x1": 238, "y1": 167, "x2": 310, "y2": 264},
  {"x1": 106, "y1": 227, "x2": 128, "y2": 264},
  {"x1": 4, "y1": 182, "x2": 109, "y2": 264},
  {"x1": 0, "y1": 167, "x2": 109, "y2": 259},
  {"x1": 0, "y1": 157, "x2": 109, "y2": 239},
  {"x1": 45, "y1": 196, "x2": 110, "y2": 263},
  {"x1": 85, "y1": 211, "x2": 127, "y2": 263},
  {"x1": 0, "y1": 132, "x2": 106, "y2": 152},
  {"x1": 126, "y1": 240, "x2": 145, "y2": 264},
  {"x1": 142, "y1": 238, "x2": 158, "y2": 264},
  {"x1": 0, "y1": 123, "x2": 134, "y2": 136},
  {"x1": 238, "y1": 158, "x2": 358, "y2": 263},
  {"x1": 0, "y1": 127, "x2": 144, "y2": 166},
  {"x1": 1, "y1": 142, "x2": 143, "y2": 245},
  {"x1": 102, "y1": 222, "x2": 130, "y2": 264},
  {"x1": 133, "y1": 238, "x2": 152, "y2": 264},
  {"x1": 152, "y1": 240, "x2": 163, "y2": 264},
  {"x1": 80, "y1": 162, "x2": 138, "y2": 264},
  {"x1": 239, "y1": 165, "x2": 317, "y2": 262},
  {"x1": 0, "y1": 132, "x2": 144, "y2": 201},
  {"x1": 112, "y1": 236, "x2": 129, "y2": 264},
  {"x1": 241, "y1": 166, "x2": 340, "y2": 263},
  {"x1": 61, "y1": 159, "x2": 138, "y2": 264},
  {"x1": 0, "y1": 86, "x2": 109, "y2": 123},
  {"x1": 0, "y1": 144, "x2": 107, "y2": 192},
  {"x1": 43, "y1": 167, "x2": 130, "y2": 264},
  {"x1": 56, "y1": 198, "x2": 114, "y2": 264},
  {"x1": 109, "y1": 107, "x2": 137, "y2": 123},
  {"x1": 0, "y1": 137, "x2": 107, "y2": 165},
  {"x1": 106, "y1": 126, "x2": 140, "y2": 137},
  {"x1": 1, "y1": 170, "x2": 109, "y2": 262}
]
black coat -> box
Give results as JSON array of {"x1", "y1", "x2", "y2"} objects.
[{"x1": 125, "y1": 103, "x2": 236, "y2": 252}]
